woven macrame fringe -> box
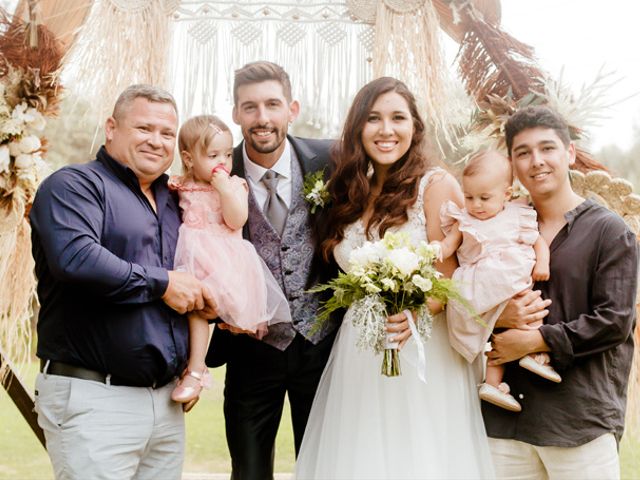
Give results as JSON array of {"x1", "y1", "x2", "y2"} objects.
[
  {"x1": 62, "y1": 0, "x2": 173, "y2": 124},
  {"x1": 0, "y1": 201, "x2": 36, "y2": 380},
  {"x1": 170, "y1": 15, "x2": 372, "y2": 137},
  {"x1": 373, "y1": 0, "x2": 454, "y2": 151}
]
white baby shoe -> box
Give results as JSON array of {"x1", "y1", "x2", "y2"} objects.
[
  {"x1": 519, "y1": 354, "x2": 562, "y2": 383},
  {"x1": 479, "y1": 382, "x2": 522, "y2": 412}
]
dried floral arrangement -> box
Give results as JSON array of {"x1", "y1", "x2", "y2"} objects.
[
  {"x1": 0, "y1": 8, "x2": 63, "y2": 371},
  {"x1": 0, "y1": 9, "x2": 62, "y2": 211},
  {"x1": 448, "y1": 0, "x2": 607, "y2": 173}
]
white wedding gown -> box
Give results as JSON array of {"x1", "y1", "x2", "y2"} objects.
[{"x1": 295, "y1": 170, "x2": 495, "y2": 479}]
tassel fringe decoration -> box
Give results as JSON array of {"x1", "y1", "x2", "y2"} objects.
[
  {"x1": 63, "y1": 0, "x2": 174, "y2": 124},
  {"x1": 170, "y1": 3, "x2": 373, "y2": 137},
  {"x1": 0, "y1": 200, "x2": 36, "y2": 380},
  {"x1": 373, "y1": 0, "x2": 453, "y2": 148}
]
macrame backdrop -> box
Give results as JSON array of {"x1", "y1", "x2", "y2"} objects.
[
  {"x1": 59, "y1": 0, "x2": 480, "y2": 139},
  {"x1": 170, "y1": 0, "x2": 374, "y2": 136}
]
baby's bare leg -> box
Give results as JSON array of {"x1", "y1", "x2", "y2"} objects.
[
  {"x1": 187, "y1": 312, "x2": 211, "y2": 371},
  {"x1": 485, "y1": 363, "x2": 505, "y2": 388}
]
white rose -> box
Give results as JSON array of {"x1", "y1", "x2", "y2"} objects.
[
  {"x1": 0, "y1": 145, "x2": 9, "y2": 173},
  {"x1": 387, "y1": 247, "x2": 420, "y2": 277},
  {"x1": 15, "y1": 153, "x2": 35, "y2": 170},
  {"x1": 412, "y1": 274, "x2": 433, "y2": 293},
  {"x1": 349, "y1": 241, "x2": 380, "y2": 269},
  {"x1": 19, "y1": 134, "x2": 41, "y2": 153},
  {"x1": 373, "y1": 240, "x2": 390, "y2": 260}
]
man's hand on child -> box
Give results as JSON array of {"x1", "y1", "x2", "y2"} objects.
[
  {"x1": 163, "y1": 271, "x2": 209, "y2": 314},
  {"x1": 487, "y1": 328, "x2": 549, "y2": 366},
  {"x1": 198, "y1": 287, "x2": 218, "y2": 319},
  {"x1": 495, "y1": 289, "x2": 551, "y2": 330}
]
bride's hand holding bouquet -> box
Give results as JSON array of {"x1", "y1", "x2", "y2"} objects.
[{"x1": 312, "y1": 231, "x2": 476, "y2": 378}]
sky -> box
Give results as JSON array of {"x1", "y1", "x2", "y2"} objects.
[{"x1": 498, "y1": 0, "x2": 640, "y2": 151}]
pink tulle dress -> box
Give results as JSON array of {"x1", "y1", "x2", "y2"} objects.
[
  {"x1": 442, "y1": 200, "x2": 539, "y2": 363},
  {"x1": 170, "y1": 177, "x2": 292, "y2": 332}
]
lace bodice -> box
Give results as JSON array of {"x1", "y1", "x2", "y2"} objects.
[{"x1": 334, "y1": 169, "x2": 444, "y2": 271}]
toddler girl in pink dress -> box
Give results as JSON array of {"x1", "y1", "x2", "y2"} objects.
[
  {"x1": 432, "y1": 150, "x2": 560, "y2": 412},
  {"x1": 169, "y1": 115, "x2": 291, "y2": 410}
]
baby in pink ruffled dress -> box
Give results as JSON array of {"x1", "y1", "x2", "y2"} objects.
[
  {"x1": 169, "y1": 115, "x2": 291, "y2": 411},
  {"x1": 432, "y1": 150, "x2": 559, "y2": 412}
]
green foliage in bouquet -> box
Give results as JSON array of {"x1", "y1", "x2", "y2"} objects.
[
  {"x1": 312, "y1": 231, "x2": 477, "y2": 327},
  {"x1": 310, "y1": 231, "x2": 480, "y2": 377}
]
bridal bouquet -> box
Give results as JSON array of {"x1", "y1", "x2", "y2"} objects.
[{"x1": 312, "y1": 231, "x2": 474, "y2": 378}]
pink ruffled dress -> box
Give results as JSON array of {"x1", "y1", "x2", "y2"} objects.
[
  {"x1": 442, "y1": 200, "x2": 539, "y2": 363},
  {"x1": 170, "y1": 177, "x2": 291, "y2": 332}
]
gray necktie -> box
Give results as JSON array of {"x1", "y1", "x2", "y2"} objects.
[{"x1": 261, "y1": 170, "x2": 288, "y2": 236}]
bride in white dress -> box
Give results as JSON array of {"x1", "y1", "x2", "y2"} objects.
[{"x1": 295, "y1": 77, "x2": 495, "y2": 479}]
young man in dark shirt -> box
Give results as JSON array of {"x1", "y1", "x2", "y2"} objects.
[{"x1": 483, "y1": 105, "x2": 638, "y2": 479}]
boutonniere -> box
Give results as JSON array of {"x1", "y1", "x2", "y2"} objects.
[{"x1": 303, "y1": 170, "x2": 330, "y2": 214}]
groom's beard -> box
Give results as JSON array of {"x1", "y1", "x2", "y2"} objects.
[{"x1": 245, "y1": 124, "x2": 287, "y2": 154}]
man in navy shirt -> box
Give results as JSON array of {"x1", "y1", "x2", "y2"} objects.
[{"x1": 30, "y1": 84, "x2": 216, "y2": 479}]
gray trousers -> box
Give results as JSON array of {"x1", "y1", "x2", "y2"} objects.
[{"x1": 34, "y1": 371, "x2": 184, "y2": 480}]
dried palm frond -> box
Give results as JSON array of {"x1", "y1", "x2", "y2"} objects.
[
  {"x1": 472, "y1": 90, "x2": 545, "y2": 145},
  {"x1": 544, "y1": 68, "x2": 622, "y2": 142},
  {"x1": 574, "y1": 147, "x2": 607, "y2": 174},
  {"x1": 454, "y1": 2, "x2": 545, "y2": 103}
]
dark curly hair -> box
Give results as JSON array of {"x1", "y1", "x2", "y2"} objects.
[
  {"x1": 504, "y1": 105, "x2": 570, "y2": 155},
  {"x1": 321, "y1": 77, "x2": 433, "y2": 261}
]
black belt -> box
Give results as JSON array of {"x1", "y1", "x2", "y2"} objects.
[{"x1": 40, "y1": 360, "x2": 132, "y2": 387}]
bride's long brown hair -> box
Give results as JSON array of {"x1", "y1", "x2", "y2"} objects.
[{"x1": 321, "y1": 77, "x2": 431, "y2": 261}]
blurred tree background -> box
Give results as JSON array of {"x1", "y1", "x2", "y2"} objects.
[{"x1": 597, "y1": 124, "x2": 640, "y2": 192}]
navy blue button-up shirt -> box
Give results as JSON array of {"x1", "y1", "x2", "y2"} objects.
[{"x1": 30, "y1": 146, "x2": 187, "y2": 387}]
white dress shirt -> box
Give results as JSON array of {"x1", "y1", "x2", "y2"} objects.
[{"x1": 242, "y1": 140, "x2": 293, "y2": 209}]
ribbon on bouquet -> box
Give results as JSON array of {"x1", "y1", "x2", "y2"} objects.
[{"x1": 403, "y1": 309, "x2": 427, "y2": 384}]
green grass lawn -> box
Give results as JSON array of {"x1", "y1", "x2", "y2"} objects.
[
  {"x1": 1, "y1": 363, "x2": 639, "y2": 479},
  {"x1": 0, "y1": 364, "x2": 294, "y2": 480}
]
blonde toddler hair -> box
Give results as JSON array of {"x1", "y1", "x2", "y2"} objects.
[
  {"x1": 462, "y1": 149, "x2": 513, "y2": 187},
  {"x1": 178, "y1": 115, "x2": 231, "y2": 175}
]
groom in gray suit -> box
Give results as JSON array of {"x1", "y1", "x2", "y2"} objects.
[{"x1": 206, "y1": 61, "x2": 340, "y2": 480}]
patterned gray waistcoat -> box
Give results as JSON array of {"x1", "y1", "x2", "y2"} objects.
[{"x1": 246, "y1": 152, "x2": 331, "y2": 350}]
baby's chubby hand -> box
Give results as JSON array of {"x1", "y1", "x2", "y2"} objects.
[
  {"x1": 210, "y1": 165, "x2": 232, "y2": 193},
  {"x1": 532, "y1": 264, "x2": 550, "y2": 282}
]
